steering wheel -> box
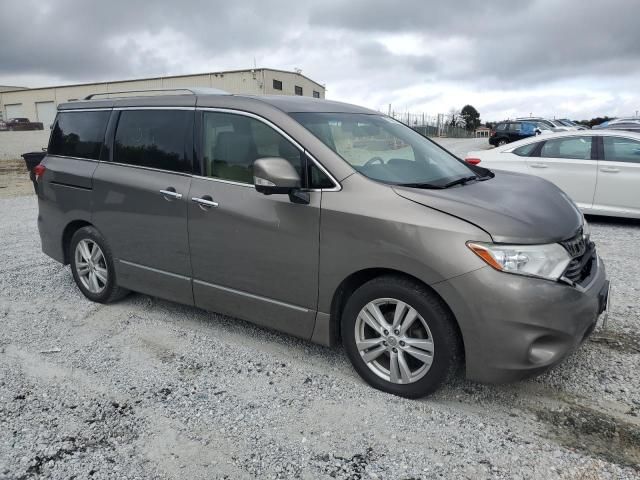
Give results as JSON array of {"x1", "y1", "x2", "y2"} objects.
[{"x1": 363, "y1": 156, "x2": 385, "y2": 168}]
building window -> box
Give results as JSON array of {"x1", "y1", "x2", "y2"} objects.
[
  {"x1": 313, "y1": 91, "x2": 320, "y2": 98},
  {"x1": 272, "y1": 79, "x2": 282, "y2": 91},
  {"x1": 295, "y1": 86, "x2": 303, "y2": 96}
]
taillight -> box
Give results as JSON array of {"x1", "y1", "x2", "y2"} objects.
[
  {"x1": 33, "y1": 164, "x2": 46, "y2": 181},
  {"x1": 465, "y1": 158, "x2": 481, "y2": 165}
]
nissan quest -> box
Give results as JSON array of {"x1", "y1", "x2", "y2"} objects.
[{"x1": 34, "y1": 89, "x2": 610, "y2": 397}]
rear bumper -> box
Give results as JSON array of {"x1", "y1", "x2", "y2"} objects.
[{"x1": 432, "y1": 256, "x2": 608, "y2": 383}]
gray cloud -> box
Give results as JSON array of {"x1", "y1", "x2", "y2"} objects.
[
  {"x1": 310, "y1": 0, "x2": 640, "y2": 86},
  {"x1": 1, "y1": 0, "x2": 639, "y2": 119}
]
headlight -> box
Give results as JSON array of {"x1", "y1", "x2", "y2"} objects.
[
  {"x1": 582, "y1": 217, "x2": 590, "y2": 238},
  {"x1": 467, "y1": 242, "x2": 571, "y2": 280}
]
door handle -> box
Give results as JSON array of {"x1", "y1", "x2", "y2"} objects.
[
  {"x1": 600, "y1": 167, "x2": 620, "y2": 173},
  {"x1": 529, "y1": 163, "x2": 548, "y2": 168},
  {"x1": 192, "y1": 196, "x2": 219, "y2": 209},
  {"x1": 160, "y1": 188, "x2": 182, "y2": 200}
]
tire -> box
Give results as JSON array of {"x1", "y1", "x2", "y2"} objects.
[
  {"x1": 341, "y1": 275, "x2": 461, "y2": 398},
  {"x1": 69, "y1": 226, "x2": 129, "y2": 303},
  {"x1": 497, "y1": 138, "x2": 508, "y2": 146}
]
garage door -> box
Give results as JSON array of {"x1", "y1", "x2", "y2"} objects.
[
  {"x1": 5, "y1": 103, "x2": 24, "y2": 120},
  {"x1": 36, "y1": 101, "x2": 57, "y2": 129}
]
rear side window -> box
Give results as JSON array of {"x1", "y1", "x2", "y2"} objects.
[
  {"x1": 513, "y1": 142, "x2": 539, "y2": 156},
  {"x1": 508, "y1": 122, "x2": 522, "y2": 132},
  {"x1": 48, "y1": 111, "x2": 110, "y2": 160},
  {"x1": 495, "y1": 123, "x2": 507, "y2": 131},
  {"x1": 603, "y1": 136, "x2": 640, "y2": 163},
  {"x1": 541, "y1": 136, "x2": 592, "y2": 160},
  {"x1": 114, "y1": 110, "x2": 192, "y2": 173}
]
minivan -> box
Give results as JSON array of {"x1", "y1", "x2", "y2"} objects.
[{"x1": 36, "y1": 89, "x2": 610, "y2": 397}]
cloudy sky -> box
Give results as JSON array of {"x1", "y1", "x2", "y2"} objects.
[{"x1": 2, "y1": 0, "x2": 639, "y2": 121}]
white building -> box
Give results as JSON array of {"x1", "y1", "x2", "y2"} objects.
[{"x1": 0, "y1": 68, "x2": 326, "y2": 129}]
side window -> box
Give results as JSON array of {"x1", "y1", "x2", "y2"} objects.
[
  {"x1": 48, "y1": 111, "x2": 110, "y2": 160},
  {"x1": 509, "y1": 122, "x2": 522, "y2": 132},
  {"x1": 202, "y1": 111, "x2": 304, "y2": 185},
  {"x1": 513, "y1": 142, "x2": 539, "y2": 157},
  {"x1": 603, "y1": 136, "x2": 640, "y2": 163},
  {"x1": 308, "y1": 162, "x2": 334, "y2": 189},
  {"x1": 114, "y1": 110, "x2": 192, "y2": 173},
  {"x1": 520, "y1": 122, "x2": 537, "y2": 135},
  {"x1": 541, "y1": 136, "x2": 592, "y2": 160},
  {"x1": 495, "y1": 123, "x2": 507, "y2": 132}
]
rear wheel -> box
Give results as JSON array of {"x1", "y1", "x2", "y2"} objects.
[
  {"x1": 341, "y1": 275, "x2": 461, "y2": 398},
  {"x1": 497, "y1": 138, "x2": 508, "y2": 146},
  {"x1": 69, "y1": 226, "x2": 128, "y2": 303}
]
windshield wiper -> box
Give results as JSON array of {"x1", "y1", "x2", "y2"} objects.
[
  {"x1": 441, "y1": 175, "x2": 480, "y2": 188},
  {"x1": 396, "y1": 182, "x2": 444, "y2": 189}
]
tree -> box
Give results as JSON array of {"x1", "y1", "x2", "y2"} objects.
[
  {"x1": 460, "y1": 105, "x2": 481, "y2": 132},
  {"x1": 447, "y1": 108, "x2": 459, "y2": 127}
]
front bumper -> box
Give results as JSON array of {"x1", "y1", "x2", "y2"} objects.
[{"x1": 432, "y1": 256, "x2": 608, "y2": 383}]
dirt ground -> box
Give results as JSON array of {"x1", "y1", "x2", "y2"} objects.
[{"x1": 0, "y1": 159, "x2": 34, "y2": 198}]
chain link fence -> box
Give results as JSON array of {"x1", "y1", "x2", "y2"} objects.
[{"x1": 386, "y1": 111, "x2": 475, "y2": 138}]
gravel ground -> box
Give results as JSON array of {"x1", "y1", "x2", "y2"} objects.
[{"x1": 1, "y1": 163, "x2": 639, "y2": 478}]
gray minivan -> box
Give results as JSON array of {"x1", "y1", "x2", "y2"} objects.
[{"x1": 36, "y1": 89, "x2": 610, "y2": 397}]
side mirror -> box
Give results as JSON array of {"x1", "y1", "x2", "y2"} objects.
[{"x1": 253, "y1": 157, "x2": 301, "y2": 195}]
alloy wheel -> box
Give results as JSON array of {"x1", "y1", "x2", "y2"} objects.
[
  {"x1": 74, "y1": 239, "x2": 108, "y2": 294},
  {"x1": 354, "y1": 298, "x2": 434, "y2": 384}
]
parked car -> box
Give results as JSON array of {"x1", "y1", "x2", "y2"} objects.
[
  {"x1": 467, "y1": 130, "x2": 640, "y2": 218},
  {"x1": 592, "y1": 118, "x2": 639, "y2": 130},
  {"x1": 489, "y1": 120, "x2": 550, "y2": 146},
  {"x1": 605, "y1": 121, "x2": 640, "y2": 133},
  {"x1": 515, "y1": 117, "x2": 583, "y2": 132},
  {"x1": 515, "y1": 117, "x2": 559, "y2": 130},
  {"x1": 557, "y1": 119, "x2": 589, "y2": 130},
  {"x1": 35, "y1": 90, "x2": 609, "y2": 397},
  {"x1": 593, "y1": 118, "x2": 640, "y2": 133},
  {"x1": 0, "y1": 117, "x2": 44, "y2": 131}
]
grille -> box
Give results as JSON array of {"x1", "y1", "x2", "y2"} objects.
[{"x1": 561, "y1": 229, "x2": 596, "y2": 285}]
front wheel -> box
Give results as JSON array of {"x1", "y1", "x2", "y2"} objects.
[
  {"x1": 497, "y1": 138, "x2": 508, "y2": 146},
  {"x1": 69, "y1": 226, "x2": 129, "y2": 303},
  {"x1": 341, "y1": 276, "x2": 461, "y2": 398}
]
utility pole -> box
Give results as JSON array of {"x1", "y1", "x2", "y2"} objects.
[{"x1": 388, "y1": 104, "x2": 391, "y2": 116}]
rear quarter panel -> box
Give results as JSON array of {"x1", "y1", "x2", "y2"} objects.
[{"x1": 37, "y1": 155, "x2": 97, "y2": 263}]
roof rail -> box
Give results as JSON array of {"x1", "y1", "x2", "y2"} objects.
[{"x1": 84, "y1": 87, "x2": 229, "y2": 100}]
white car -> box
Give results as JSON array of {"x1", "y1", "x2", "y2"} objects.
[{"x1": 466, "y1": 130, "x2": 640, "y2": 218}]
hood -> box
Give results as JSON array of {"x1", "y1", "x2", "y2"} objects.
[{"x1": 393, "y1": 170, "x2": 583, "y2": 244}]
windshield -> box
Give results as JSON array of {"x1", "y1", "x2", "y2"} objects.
[{"x1": 290, "y1": 112, "x2": 478, "y2": 187}]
